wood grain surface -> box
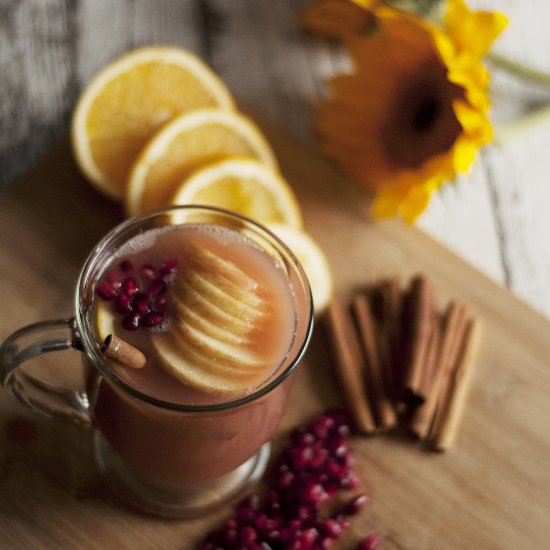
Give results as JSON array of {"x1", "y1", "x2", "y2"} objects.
[
  {"x1": 1, "y1": 0, "x2": 550, "y2": 321},
  {"x1": 1, "y1": 110, "x2": 550, "y2": 549}
]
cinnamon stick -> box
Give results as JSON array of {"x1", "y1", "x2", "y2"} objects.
[
  {"x1": 409, "y1": 302, "x2": 468, "y2": 439},
  {"x1": 373, "y1": 278, "x2": 401, "y2": 402},
  {"x1": 430, "y1": 317, "x2": 483, "y2": 451},
  {"x1": 102, "y1": 334, "x2": 146, "y2": 369},
  {"x1": 417, "y1": 309, "x2": 441, "y2": 399},
  {"x1": 352, "y1": 293, "x2": 398, "y2": 431},
  {"x1": 402, "y1": 275, "x2": 435, "y2": 402},
  {"x1": 325, "y1": 300, "x2": 377, "y2": 434}
]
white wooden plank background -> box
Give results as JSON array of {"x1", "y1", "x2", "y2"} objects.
[{"x1": 1, "y1": 0, "x2": 550, "y2": 319}]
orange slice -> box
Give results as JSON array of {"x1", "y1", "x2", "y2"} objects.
[
  {"x1": 267, "y1": 224, "x2": 333, "y2": 315},
  {"x1": 71, "y1": 46, "x2": 235, "y2": 200},
  {"x1": 170, "y1": 158, "x2": 303, "y2": 229},
  {"x1": 125, "y1": 109, "x2": 278, "y2": 215}
]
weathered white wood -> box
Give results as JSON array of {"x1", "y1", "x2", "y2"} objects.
[
  {"x1": 0, "y1": 0, "x2": 76, "y2": 184},
  {"x1": 75, "y1": 0, "x2": 204, "y2": 86}
]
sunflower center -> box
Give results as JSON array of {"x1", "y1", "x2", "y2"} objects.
[
  {"x1": 383, "y1": 57, "x2": 464, "y2": 171},
  {"x1": 413, "y1": 96, "x2": 439, "y2": 133}
]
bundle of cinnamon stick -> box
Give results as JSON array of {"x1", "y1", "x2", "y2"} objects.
[{"x1": 323, "y1": 274, "x2": 483, "y2": 451}]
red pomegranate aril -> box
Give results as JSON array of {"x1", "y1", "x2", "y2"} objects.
[
  {"x1": 122, "y1": 313, "x2": 141, "y2": 331},
  {"x1": 122, "y1": 276, "x2": 139, "y2": 295},
  {"x1": 292, "y1": 429, "x2": 317, "y2": 447},
  {"x1": 311, "y1": 415, "x2": 336, "y2": 440},
  {"x1": 107, "y1": 270, "x2": 123, "y2": 290},
  {"x1": 341, "y1": 493, "x2": 370, "y2": 516},
  {"x1": 299, "y1": 482, "x2": 329, "y2": 506},
  {"x1": 341, "y1": 471, "x2": 360, "y2": 490},
  {"x1": 357, "y1": 533, "x2": 380, "y2": 550},
  {"x1": 143, "y1": 311, "x2": 164, "y2": 328},
  {"x1": 119, "y1": 260, "x2": 133, "y2": 273},
  {"x1": 318, "y1": 518, "x2": 343, "y2": 539},
  {"x1": 141, "y1": 263, "x2": 157, "y2": 280},
  {"x1": 115, "y1": 294, "x2": 133, "y2": 315},
  {"x1": 155, "y1": 297, "x2": 168, "y2": 311},
  {"x1": 95, "y1": 282, "x2": 117, "y2": 300},
  {"x1": 159, "y1": 259, "x2": 177, "y2": 276},
  {"x1": 277, "y1": 470, "x2": 295, "y2": 489},
  {"x1": 239, "y1": 525, "x2": 257, "y2": 545},
  {"x1": 148, "y1": 278, "x2": 167, "y2": 297},
  {"x1": 133, "y1": 292, "x2": 151, "y2": 314}
]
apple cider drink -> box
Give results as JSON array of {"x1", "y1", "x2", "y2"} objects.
[{"x1": 86, "y1": 222, "x2": 302, "y2": 484}]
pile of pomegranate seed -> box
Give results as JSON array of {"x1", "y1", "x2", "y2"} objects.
[
  {"x1": 200, "y1": 409, "x2": 379, "y2": 550},
  {"x1": 95, "y1": 258, "x2": 177, "y2": 330}
]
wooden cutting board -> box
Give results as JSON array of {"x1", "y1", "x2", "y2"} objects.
[{"x1": 1, "y1": 113, "x2": 549, "y2": 550}]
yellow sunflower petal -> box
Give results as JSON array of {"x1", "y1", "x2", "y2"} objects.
[
  {"x1": 400, "y1": 184, "x2": 435, "y2": 224},
  {"x1": 445, "y1": 0, "x2": 508, "y2": 57}
]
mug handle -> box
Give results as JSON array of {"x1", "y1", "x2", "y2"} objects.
[{"x1": 0, "y1": 317, "x2": 92, "y2": 426}]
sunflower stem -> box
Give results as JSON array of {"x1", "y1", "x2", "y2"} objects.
[
  {"x1": 488, "y1": 52, "x2": 550, "y2": 88},
  {"x1": 493, "y1": 102, "x2": 550, "y2": 145}
]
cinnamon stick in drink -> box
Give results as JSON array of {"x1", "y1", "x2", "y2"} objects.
[
  {"x1": 430, "y1": 317, "x2": 483, "y2": 450},
  {"x1": 325, "y1": 300, "x2": 377, "y2": 435},
  {"x1": 103, "y1": 334, "x2": 146, "y2": 369},
  {"x1": 409, "y1": 302, "x2": 467, "y2": 439},
  {"x1": 352, "y1": 293, "x2": 398, "y2": 431}
]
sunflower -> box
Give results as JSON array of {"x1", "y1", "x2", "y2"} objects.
[{"x1": 305, "y1": 0, "x2": 507, "y2": 222}]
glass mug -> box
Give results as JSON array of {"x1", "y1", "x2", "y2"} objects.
[{"x1": 0, "y1": 206, "x2": 313, "y2": 518}]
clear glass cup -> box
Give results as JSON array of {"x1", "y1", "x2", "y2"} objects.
[{"x1": 0, "y1": 205, "x2": 313, "y2": 518}]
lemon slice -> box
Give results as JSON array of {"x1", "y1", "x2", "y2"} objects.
[
  {"x1": 267, "y1": 224, "x2": 333, "y2": 315},
  {"x1": 95, "y1": 301, "x2": 116, "y2": 341},
  {"x1": 170, "y1": 158, "x2": 303, "y2": 229},
  {"x1": 71, "y1": 46, "x2": 235, "y2": 200},
  {"x1": 126, "y1": 109, "x2": 278, "y2": 215}
]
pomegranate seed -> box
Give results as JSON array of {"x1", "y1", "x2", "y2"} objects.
[
  {"x1": 122, "y1": 313, "x2": 141, "y2": 331},
  {"x1": 341, "y1": 493, "x2": 370, "y2": 516},
  {"x1": 119, "y1": 260, "x2": 133, "y2": 273},
  {"x1": 357, "y1": 533, "x2": 380, "y2": 550},
  {"x1": 239, "y1": 525, "x2": 257, "y2": 545},
  {"x1": 159, "y1": 259, "x2": 177, "y2": 276},
  {"x1": 299, "y1": 482, "x2": 329, "y2": 506},
  {"x1": 141, "y1": 263, "x2": 157, "y2": 280},
  {"x1": 115, "y1": 294, "x2": 133, "y2": 315},
  {"x1": 155, "y1": 297, "x2": 168, "y2": 311},
  {"x1": 340, "y1": 471, "x2": 360, "y2": 489},
  {"x1": 95, "y1": 282, "x2": 117, "y2": 300},
  {"x1": 142, "y1": 311, "x2": 164, "y2": 328},
  {"x1": 148, "y1": 278, "x2": 167, "y2": 297},
  {"x1": 107, "y1": 270, "x2": 122, "y2": 290},
  {"x1": 311, "y1": 415, "x2": 336, "y2": 440},
  {"x1": 133, "y1": 292, "x2": 151, "y2": 314},
  {"x1": 327, "y1": 435, "x2": 347, "y2": 458},
  {"x1": 276, "y1": 470, "x2": 295, "y2": 489},
  {"x1": 122, "y1": 276, "x2": 139, "y2": 295},
  {"x1": 318, "y1": 518, "x2": 342, "y2": 539}
]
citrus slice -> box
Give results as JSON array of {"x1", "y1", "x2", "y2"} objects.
[
  {"x1": 170, "y1": 158, "x2": 303, "y2": 229},
  {"x1": 125, "y1": 109, "x2": 278, "y2": 215},
  {"x1": 267, "y1": 224, "x2": 333, "y2": 315},
  {"x1": 95, "y1": 301, "x2": 116, "y2": 341},
  {"x1": 71, "y1": 46, "x2": 235, "y2": 200}
]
